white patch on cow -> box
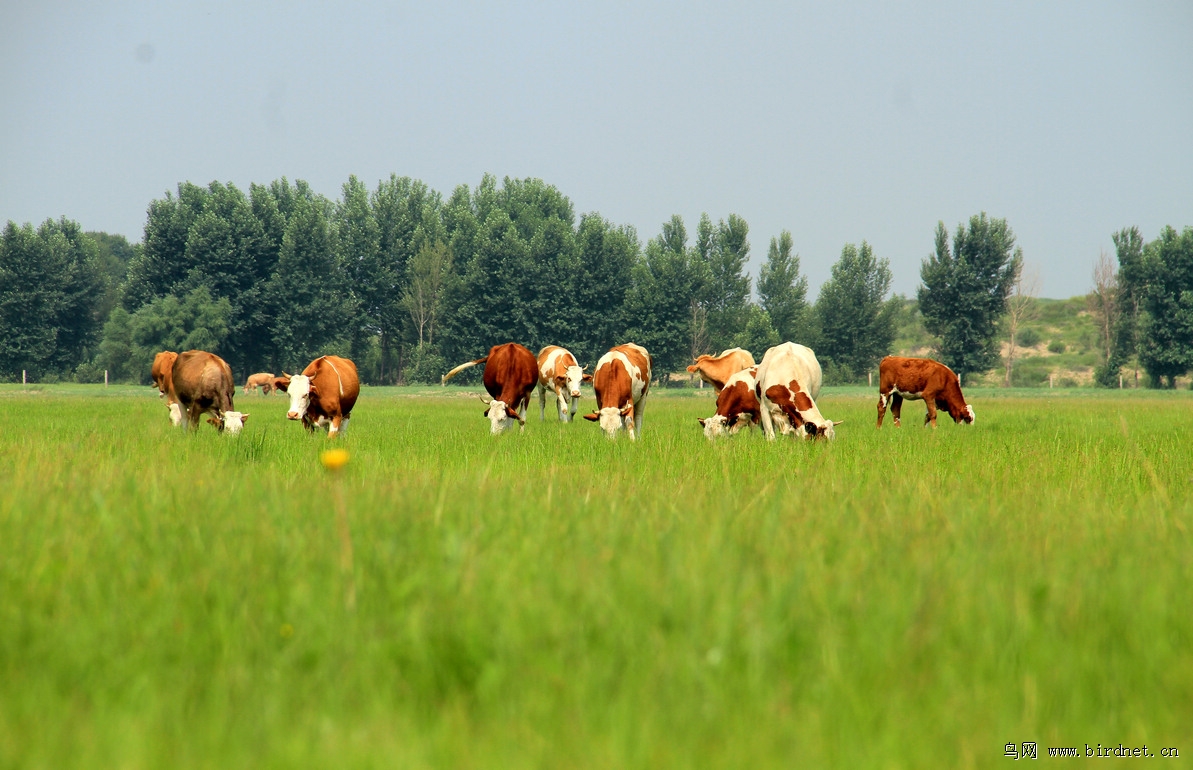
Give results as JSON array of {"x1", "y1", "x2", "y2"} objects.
[
  {"x1": 168, "y1": 402, "x2": 183, "y2": 427},
  {"x1": 222, "y1": 411, "x2": 248, "y2": 434},
  {"x1": 702, "y1": 414, "x2": 729, "y2": 440},
  {"x1": 285, "y1": 375, "x2": 312, "y2": 421},
  {"x1": 966, "y1": 404, "x2": 975, "y2": 423},
  {"x1": 487, "y1": 400, "x2": 521, "y2": 435},
  {"x1": 893, "y1": 387, "x2": 924, "y2": 401},
  {"x1": 595, "y1": 406, "x2": 633, "y2": 440}
]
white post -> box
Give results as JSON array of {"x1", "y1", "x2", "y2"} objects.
[
  {"x1": 1049, "y1": 373, "x2": 1054, "y2": 389},
  {"x1": 104, "y1": 370, "x2": 109, "y2": 387},
  {"x1": 1119, "y1": 374, "x2": 1123, "y2": 389},
  {"x1": 868, "y1": 371, "x2": 873, "y2": 388},
  {"x1": 22, "y1": 370, "x2": 26, "y2": 385}
]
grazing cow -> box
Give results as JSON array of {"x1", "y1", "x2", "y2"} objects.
[
  {"x1": 698, "y1": 366, "x2": 761, "y2": 440},
  {"x1": 169, "y1": 350, "x2": 248, "y2": 433},
  {"x1": 876, "y1": 356, "x2": 974, "y2": 428},
  {"x1": 686, "y1": 347, "x2": 755, "y2": 393},
  {"x1": 536, "y1": 345, "x2": 591, "y2": 422},
  {"x1": 151, "y1": 350, "x2": 183, "y2": 427},
  {"x1": 244, "y1": 372, "x2": 276, "y2": 395},
  {"x1": 442, "y1": 343, "x2": 538, "y2": 434},
  {"x1": 755, "y1": 342, "x2": 840, "y2": 440},
  {"x1": 274, "y1": 356, "x2": 360, "y2": 437},
  {"x1": 583, "y1": 343, "x2": 652, "y2": 440}
]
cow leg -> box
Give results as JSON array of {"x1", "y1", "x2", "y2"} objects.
[
  {"x1": 339, "y1": 416, "x2": 350, "y2": 435},
  {"x1": 759, "y1": 403, "x2": 777, "y2": 440},
  {"x1": 556, "y1": 387, "x2": 568, "y2": 422},
  {"x1": 328, "y1": 415, "x2": 343, "y2": 437},
  {"x1": 924, "y1": 398, "x2": 938, "y2": 428},
  {"x1": 538, "y1": 383, "x2": 547, "y2": 421},
  {"x1": 633, "y1": 399, "x2": 645, "y2": 438},
  {"x1": 890, "y1": 394, "x2": 903, "y2": 427},
  {"x1": 877, "y1": 391, "x2": 889, "y2": 428}
]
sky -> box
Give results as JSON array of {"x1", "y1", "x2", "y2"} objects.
[{"x1": 3, "y1": 1, "x2": 1191, "y2": 300}]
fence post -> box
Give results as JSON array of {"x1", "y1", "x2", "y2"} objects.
[
  {"x1": 105, "y1": 370, "x2": 109, "y2": 387},
  {"x1": 1049, "y1": 373, "x2": 1054, "y2": 389},
  {"x1": 22, "y1": 370, "x2": 26, "y2": 385},
  {"x1": 868, "y1": 371, "x2": 872, "y2": 388},
  {"x1": 1119, "y1": 374, "x2": 1123, "y2": 389}
]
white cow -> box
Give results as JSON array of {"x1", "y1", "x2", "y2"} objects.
[
  {"x1": 755, "y1": 342, "x2": 840, "y2": 440},
  {"x1": 582, "y1": 343, "x2": 652, "y2": 440},
  {"x1": 536, "y1": 345, "x2": 590, "y2": 422}
]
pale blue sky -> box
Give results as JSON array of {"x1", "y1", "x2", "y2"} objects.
[{"x1": 3, "y1": 1, "x2": 1191, "y2": 299}]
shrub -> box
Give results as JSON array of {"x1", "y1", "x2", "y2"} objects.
[
  {"x1": 404, "y1": 344, "x2": 447, "y2": 385},
  {"x1": 1018, "y1": 328, "x2": 1042, "y2": 348},
  {"x1": 1048, "y1": 340, "x2": 1066, "y2": 354}
]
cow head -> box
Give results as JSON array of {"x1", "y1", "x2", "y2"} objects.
[
  {"x1": 584, "y1": 404, "x2": 632, "y2": 438},
  {"x1": 799, "y1": 419, "x2": 843, "y2": 441},
  {"x1": 167, "y1": 402, "x2": 183, "y2": 427},
  {"x1": 555, "y1": 364, "x2": 587, "y2": 399},
  {"x1": 699, "y1": 414, "x2": 729, "y2": 440},
  {"x1": 963, "y1": 404, "x2": 975, "y2": 424},
  {"x1": 285, "y1": 374, "x2": 315, "y2": 421},
  {"x1": 483, "y1": 398, "x2": 524, "y2": 434},
  {"x1": 207, "y1": 411, "x2": 250, "y2": 434},
  {"x1": 272, "y1": 374, "x2": 292, "y2": 393}
]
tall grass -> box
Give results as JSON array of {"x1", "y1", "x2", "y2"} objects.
[{"x1": 1, "y1": 385, "x2": 1190, "y2": 768}]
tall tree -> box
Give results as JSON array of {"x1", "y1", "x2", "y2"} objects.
[
  {"x1": 336, "y1": 175, "x2": 385, "y2": 376},
  {"x1": 1137, "y1": 226, "x2": 1193, "y2": 387},
  {"x1": 814, "y1": 241, "x2": 897, "y2": 380},
  {"x1": 1002, "y1": 263, "x2": 1040, "y2": 386},
  {"x1": 39, "y1": 217, "x2": 107, "y2": 375},
  {"x1": 402, "y1": 241, "x2": 453, "y2": 347},
  {"x1": 1110, "y1": 226, "x2": 1146, "y2": 387},
  {"x1": 757, "y1": 230, "x2": 810, "y2": 343},
  {"x1": 918, "y1": 213, "x2": 1022, "y2": 382},
  {"x1": 0, "y1": 222, "x2": 62, "y2": 378},
  {"x1": 572, "y1": 213, "x2": 639, "y2": 365},
  {"x1": 1089, "y1": 250, "x2": 1120, "y2": 387},
  {"x1": 700, "y1": 213, "x2": 752, "y2": 352}
]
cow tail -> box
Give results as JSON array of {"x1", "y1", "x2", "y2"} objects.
[{"x1": 441, "y1": 356, "x2": 489, "y2": 386}]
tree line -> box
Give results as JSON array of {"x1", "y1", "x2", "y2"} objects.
[{"x1": 3, "y1": 173, "x2": 1187, "y2": 387}]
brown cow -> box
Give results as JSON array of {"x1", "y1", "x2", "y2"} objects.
[
  {"x1": 755, "y1": 342, "x2": 839, "y2": 440},
  {"x1": 686, "y1": 347, "x2": 755, "y2": 393},
  {"x1": 274, "y1": 356, "x2": 360, "y2": 437},
  {"x1": 876, "y1": 356, "x2": 974, "y2": 428},
  {"x1": 151, "y1": 350, "x2": 182, "y2": 426},
  {"x1": 442, "y1": 343, "x2": 539, "y2": 434},
  {"x1": 698, "y1": 366, "x2": 760, "y2": 439},
  {"x1": 244, "y1": 372, "x2": 276, "y2": 395},
  {"x1": 169, "y1": 350, "x2": 249, "y2": 433},
  {"x1": 583, "y1": 343, "x2": 652, "y2": 440}
]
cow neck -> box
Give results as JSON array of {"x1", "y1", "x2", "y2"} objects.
[{"x1": 321, "y1": 356, "x2": 345, "y2": 396}]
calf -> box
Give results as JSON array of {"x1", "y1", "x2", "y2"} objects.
[
  {"x1": 275, "y1": 355, "x2": 360, "y2": 437},
  {"x1": 442, "y1": 343, "x2": 538, "y2": 434},
  {"x1": 244, "y1": 372, "x2": 276, "y2": 395},
  {"x1": 876, "y1": 356, "x2": 974, "y2": 428},
  {"x1": 686, "y1": 347, "x2": 755, "y2": 393},
  {"x1": 583, "y1": 343, "x2": 652, "y2": 440},
  {"x1": 755, "y1": 342, "x2": 839, "y2": 440},
  {"x1": 169, "y1": 350, "x2": 249, "y2": 433},
  {"x1": 536, "y1": 345, "x2": 590, "y2": 422},
  {"x1": 151, "y1": 350, "x2": 183, "y2": 426},
  {"x1": 698, "y1": 366, "x2": 760, "y2": 440}
]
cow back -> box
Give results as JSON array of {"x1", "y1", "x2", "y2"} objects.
[
  {"x1": 483, "y1": 343, "x2": 539, "y2": 407},
  {"x1": 303, "y1": 356, "x2": 360, "y2": 416},
  {"x1": 171, "y1": 350, "x2": 235, "y2": 412},
  {"x1": 593, "y1": 343, "x2": 651, "y2": 409}
]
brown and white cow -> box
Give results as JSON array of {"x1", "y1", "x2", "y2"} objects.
[
  {"x1": 686, "y1": 347, "x2": 756, "y2": 393},
  {"x1": 876, "y1": 356, "x2": 974, "y2": 428},
  {"x1": 755, "y1": 342, "x2": 839, "y2": 440},
  {"x1": 151, "y1": 350, "x2": 183, "y2": 426},
  {"x1": 698, "y1": 366, "x2": 760, "y2": 440},
  {"x1": 536, "y1": 345, "x2": 591, "y2": 422},
  {"x1": 583, "y1": 343, "x2": 652, "y2": 440},
  {"x1": 442, "y1": 343, "x2": 538, "y2": 434},
  {"x1": 244, "y1": 372, "x2": 276, "y2": 395},
  {"x1": 274, "y1": 355, "x2": 360, "y2": 437},
  {"x1": 169, "y1": 350, "x2": 249, "y2": 433}
]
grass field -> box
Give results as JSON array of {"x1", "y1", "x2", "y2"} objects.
[{"x1": 1, "y1": 383, "x2": 1191, "y2": 768}]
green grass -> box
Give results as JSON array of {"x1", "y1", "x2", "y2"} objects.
[{"x1": 2, "y1": 384, "x2": 1191, "y2": 768}]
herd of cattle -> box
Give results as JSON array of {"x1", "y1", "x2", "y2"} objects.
[{"x1": 147, "y1": 340, "x2": 974, "y2": 441}]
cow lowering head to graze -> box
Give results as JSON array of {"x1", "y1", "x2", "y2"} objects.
[
  {"x1": 536, "y1": 345, "x2": 591, "y2": 422},
  {"x1": 876, "y1": 356, "x2": 974, "y2": 428},
  {"x1": 244, "y1": 372, "x2": 275, "y2": 395},
  {"x1": 698, "y1": 366, "x2": 760, "y2": 440},
  {"x1": 583, "y1": 343, "x2": 652, "y2": 440},
  {"x1": 169, "y1": 350, "x2": 247, "y2": 433},
  {"x1": 686, "y1": 347, "x2": 755, "y2": 393},
  {"x1": 273, "y1": 355, "x2": 360, "y2": 437},
  {"x1": 755, "y1": 342, "x2": 840, "y2": 441},
  {"x1": 442, "y1": 343, "x2": 539, "y2": 435},
  {"x1": 151, "y1": 350, "x2": 183, "y2": 427}
]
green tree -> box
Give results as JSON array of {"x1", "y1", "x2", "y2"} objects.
[
  {"x1": 918, "y1": 214, "x2": 1022, "y2": 382},
  {"x1": 1136, "y1": 226, "x2": 1193, "y2": 387},
  {"x1": 697, "y1": 213, "x2": 751, "y2": 352},
  {"x1": 572, "y1": 214, "x2": 639, "y2": 364},
  {"x1": 757, "y1": 230, "x2": 810, "y2": 343},
  {"x1": 814, "y1": 241, "x2": 897, "y2": 381},
  {"x1": 732, "y1": 304, "x2": 780, "y2": 357},
  {"x1": 1109, "y1": 226, "x2": 1146, "y2": 386}
]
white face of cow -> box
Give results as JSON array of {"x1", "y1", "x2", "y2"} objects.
[
  {"x1": 285, "y1": 375, "x2": 312, "y2": 421},
  {"x1": 485, "y1": 400, "x2": 523, "y2": 434},
  {"x1": 597, "y1": 406, "x2": 631, "y2": 438},
  {"x1": 965, "y1": 404, "x2": 976, "y2": 424},
  {"x1": 222, "y1": 411, "x2": 249, "y2": 434},
  {"x1": 701, "y1": 414, "x2": 729, "y2": 440},
  {"x1": 564, "y1": 365, "x2": 585, "y2": 399},
  {"x1": 167, "y1": 402, "x2": 183, "y2": 427}
]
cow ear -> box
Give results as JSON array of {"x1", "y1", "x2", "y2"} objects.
[
  {"x1": 619, "y1": 404, "x2": 633, "y2": 416},
  {"x1": 307, "y1": 384, "x2": 318, "y2": 396},
  {"x1": 697, "y1": 418, "x2": 706, "y2": 426},
  {"x1": 207, "y1": 417, "x2": 219, "y2": 427},
  {"x1": 483, "y1": 407, "x2": 490, "y2": 417},
  {"x1": 582, "y1": 412, "x2": 599, "y2": 422},
  {"x1": 805, "y1": 423, "x2": 819, "y2": 437},
  {"x1": 582, "y1": 374, "x2": 592, "y2": 381},
  {"x1": 241, "y1": 414, "x2": 251, "y2": 424}
]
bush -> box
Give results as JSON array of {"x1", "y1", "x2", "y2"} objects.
[
  {"x1": 1018, "y1": 328, "x2": 1042, "y2": 348},
  {"x1": 404, "y1": 344, "x2": 447, "y2": 385},
  {"x1": 1048, "y1": 340, "x2": 1066, "y2": 354}
]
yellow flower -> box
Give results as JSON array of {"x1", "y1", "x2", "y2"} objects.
[{"x1": 320, "y1": 448, "x2": 350, "y2": 471}]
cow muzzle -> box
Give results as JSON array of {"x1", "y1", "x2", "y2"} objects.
[{"x1": 287, "y1": 411, "x2": 300, "y2": 420}]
